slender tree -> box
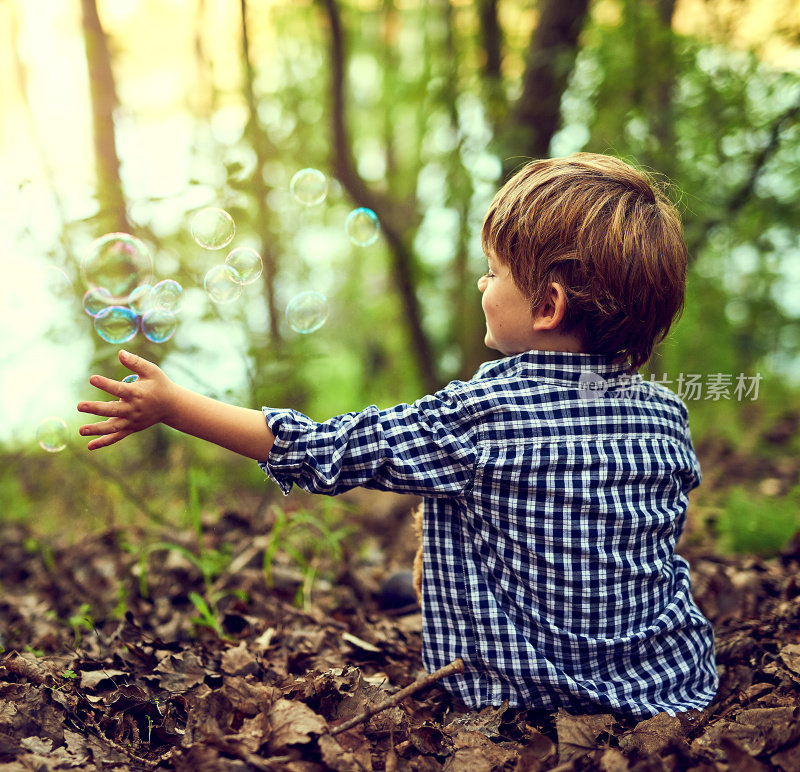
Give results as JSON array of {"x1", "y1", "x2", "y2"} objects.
[
  {"x1": 79, "y1": 0, "x2": 128, "y2": 233},
  {"x1": 318, "y1": 0, "x2": 439, "y2": 392}
]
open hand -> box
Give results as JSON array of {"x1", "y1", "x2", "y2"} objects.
[{"x1": 77, "y1": 350, "x2": 174, "y2": 450}]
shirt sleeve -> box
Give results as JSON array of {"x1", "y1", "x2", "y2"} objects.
[{"x1": 257, "y1": 387, "x2": 478, "y2": 497}]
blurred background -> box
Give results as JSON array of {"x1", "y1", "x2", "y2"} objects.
[{"x1": 1, "y1": 0, "x2": 798, "y2": 556}]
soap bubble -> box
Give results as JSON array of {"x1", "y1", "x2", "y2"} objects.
[
  {"x1": 82, "y1": 286, "x2": 112, "y2": 317},
  {"x1": 36, "y1": 416, "x2": 68, "y2": 453},
  {"x1": 225, "y1": 247, "x2": 262, "y2": 285},
  {"x1": 286, "y1": 291, "x2": 328, "y2": 334},
  {"x1": 82, "y1": 233, "x2": 153, "y2": 302},
  {"x1": 151, "y1": 279, "x2": 184, "y2": 312},
  {"x1": 122, "y1": 374, "x2": 139, "y2": 384},
  {"x1": 290, "y1": 168, "x2": 328, "y2": 206},
  {"x1": 190, "y1": 207, "x2": 235, "y2": 250},
  {"x1": 142, "y1": 309, "x2": 178, "y2": 343},
  {"x1": 42, "y1": 265, "x2": 74, "y2": 300},
  {"x1": 128, "y1": 284, "x2": 154, "y2": 315},
  {"x1": 204, "y1": 264, "x2": 242, "y2": 304},
  {"x1": 345, "y1": 207, "x2": 380, "y2": 246},
  {"x1": 94, "y1": 305, "x2": 139, "y2": 344}
]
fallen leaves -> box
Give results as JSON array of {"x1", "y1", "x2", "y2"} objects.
[{"x1": 1, "y1": 508, "x2": 799, "y2": 770}]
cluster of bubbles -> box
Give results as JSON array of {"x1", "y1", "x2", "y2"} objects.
[
  {"x1": 80, "y1": 233, "x2": 183, "y2": 345},
  {"x1": 40, "y1": 169, "x2": 378, "y2": 452},
  {"x1": 190, "y1": 207, "x2": 264, "y2": 304},
  {"x1": 289, "y1": 168, "x2": 381, "y2": 247},
  {"x1": 284, "y1": 169, "x2": 379, "y2": 332}
]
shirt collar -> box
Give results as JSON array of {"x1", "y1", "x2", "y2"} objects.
[{"x1": 475, "y1": 349, "x2": 636, "y2": 385}]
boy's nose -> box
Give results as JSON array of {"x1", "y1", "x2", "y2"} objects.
[{"x1": 477, "y1": 275, "x2": 488, "y2": 292}]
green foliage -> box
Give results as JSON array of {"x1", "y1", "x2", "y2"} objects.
[
  {"x1": 264, "y1": 500, "x2": 355, "y2": 611},
  {"x1": 2, "y1": 0, "x2": 799, "y2": 564},
  {"x1": 715, "y1": 485, "x2": 800, "y2": 556}
]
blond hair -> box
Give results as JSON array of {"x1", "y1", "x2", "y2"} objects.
[{"x1": 482, "y1": 153, "x2": 687, "y2": 372}]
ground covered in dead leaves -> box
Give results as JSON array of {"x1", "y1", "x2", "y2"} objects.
[{"x1": 1, "y1": 501, "x2": 800, "y2": 771}]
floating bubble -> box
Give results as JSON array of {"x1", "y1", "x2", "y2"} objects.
[
  {"x1": 290, "y1": 168, "x2": 328, "y2": 206},
  {"x1": 128, "y1": 283, "x2": 154, "y2": 315},
  {"x1": 345, "y1": 207, "x2": 380, "y2": 247},
  {"x1": 122, "y1": 374, "x2": 139, "y2": 384},
  {"x1": 142, "y1": 309, "x2": 178, "y2": 343},
  {"x1": 82, "y1": 233, "x2": 153, "y2": 302},
  {"x1": 286, "y1": 291, "x2": 328, "y2": 334},
  {"x1": 151, "y1": 279, "x2": 184, "y2": 312},
  {"x1": 82, "y1": 286, "x2": 112, "y2": 317},
  {"x1": 225, "y1": 247, "x2": 263, "y2": 285},
  {"x1": 190, "y1": 207, "x2": 235, "y2": 250},
  {"x1": 36, "y1": 416, "x2": 68, "y2": 453},
  {"x1": 204, "y1": 264, "x2": 242, "y2": 304},
  {"x1": 94, "y1": 305, "x2": 139, "y2": 344},
  {"x1": 42, "y1": 265, "x2": 74, "y2": 300}
]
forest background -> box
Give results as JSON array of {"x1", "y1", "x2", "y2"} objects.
[{"x1": 1, "y1": 0, "x2": 799, "y2": 559}]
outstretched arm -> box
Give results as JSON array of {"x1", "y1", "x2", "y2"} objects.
[{"x1": 77, "y1": 350, "x2": 275, "y2": 461}]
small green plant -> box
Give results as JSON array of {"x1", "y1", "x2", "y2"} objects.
[
  {"x1": 137, "y1": 467, "x2": 237, "y2": 637},
  {"x1": 68, "y1": 603, "x2": 94, "y2": 647},
  {"x1": 715, "y1": 485, "x2": 800, "y2": 556},
  {"x1": 263, "y1": 500, "x2": 355, "y2": 611}
]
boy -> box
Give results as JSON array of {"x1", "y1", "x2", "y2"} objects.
[{"x1": 78, "y1": 153, "x2": 718, "y2": 720}]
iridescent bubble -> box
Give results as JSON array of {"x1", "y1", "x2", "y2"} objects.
[
  {"x1": 204, "y1": 264, "x2": 243, "y2": 304},
  {"x1": 286, "y1": 291, "x2": 328, "y2": 334},
  {"x1": 42, "y1": 265, "x2": 74, "y2": 300},
  {"x1": 225, "y1": 247, "x2": 262, "y2": 285},
  {"x1": 122, "y1": 374, "x2": 139, "y2": 384},
  {"x1": 82, "y1": 286, "x2": 112, "y2": 317},
  {"x1": 290, "y1": 168, "x2": 328, "y2": 206},
  {"x1": 345, "y1": 207, "x2": 380, "y2": 247},
  {"x1": 142, "y1": 309, "x2": 178, "y2": 343},
  {"x1": 36, "y1": 416, "x2": 68, "y2": 453},
  {"x1": 190, "y1": 207, "x2": 235, "y2": 250},
  {"x1": 151, "y1": 279, "x2": 184, "y2": 312},
  {"x1": 82, "y1": 233, "x2": 153, "y2": 302},
  {"x1": 93, "y1": 305, "x2": 139, "y2": 344},
  {"x1": 128, "y1": 283, "x2": 154, "y2": 315}
]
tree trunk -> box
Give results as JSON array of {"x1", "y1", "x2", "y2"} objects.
[
  {"x1": 240, "y1": 0, "x2": 281, "y2": 346},
  {"x1": 504, "y1": 0, "x2": 590, "y2": 174},
  {"x1": 79, "y1": 0, "x2": 127, "y2": 233},
  {"x1": 318, "y1": 0, "x2": 439, "y2": 393}
]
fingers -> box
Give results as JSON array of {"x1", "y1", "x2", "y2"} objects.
[
  {"x1": 77, "y1": 399, "x2": 124, "y2": 418},
  {"x1": 87, "y1": 429, "x2": 131, "y2": 450},
  {"x1": 119, "y1": 349, "x2": 156, "y2": 377},
  {"x1": 88, "y1": 374, "x2": 128, "y2": 398}
]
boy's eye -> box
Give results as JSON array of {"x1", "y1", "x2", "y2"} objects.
[{"x1": 483, "y1": 271, "x2": 495, "y2": 279}]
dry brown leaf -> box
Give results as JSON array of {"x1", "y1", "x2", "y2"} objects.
[
  {"x1": 555, "y1": 708, "x2": 614, "y2": 764},
  {"x1": 267, "y1": 698, "x2": 328, "y2": 752},
  {"x1": 771, "y1": 740, "x2": 800, "y2": 772},
  {"x1": 443, "y1": 727, "x2": 519, "y2": 771},
  {"x1": 221, "y1": 641, "x2": 259, "y2": 676},
  {"x1": 598, "y1": 747, "x2": 631, "y2": 772},
  {"x1": 778, "y1": 643, "x2": 800, "y2": 676},
  {"x1": 619, "y1": 712, "x2": 686, "y2": 756}
]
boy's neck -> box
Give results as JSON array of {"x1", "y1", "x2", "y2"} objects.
[{"x1": 528, "y1": 327, "x2": 585, "y2": 355}]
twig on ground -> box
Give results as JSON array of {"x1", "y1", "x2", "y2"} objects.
[{"x1": 330, "y1": 658, "x2": 464, "y2": 736}]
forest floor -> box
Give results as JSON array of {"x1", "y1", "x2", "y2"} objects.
[{"x1": 1, "y1": 489, "x2": 800, "y2": 772}]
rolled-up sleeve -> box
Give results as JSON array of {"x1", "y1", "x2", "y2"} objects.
[{"x1": 257, "y1": 387, "x2": 478, "y2": 497}]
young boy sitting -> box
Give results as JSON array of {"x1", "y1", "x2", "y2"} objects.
[{"x1": 78, "y1": 153, "x2": 718, "y2": 720}]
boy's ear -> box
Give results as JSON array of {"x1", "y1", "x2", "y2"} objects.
[{"x1": 532, "y1": 282, "x2": 568, "y2": 331}]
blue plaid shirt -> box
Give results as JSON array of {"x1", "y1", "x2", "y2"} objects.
[{"x1": 259, "y1": 350, "x2": 718, "y2": 719}]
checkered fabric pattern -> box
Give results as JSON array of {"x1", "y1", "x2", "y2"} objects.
[{"x1": 259, "y1": 350, "x2": 718, "y2": 719}]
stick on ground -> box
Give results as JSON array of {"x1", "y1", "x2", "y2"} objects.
[{"x1": 331, "y1": 658, "x2": 465, "y2": 736}]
